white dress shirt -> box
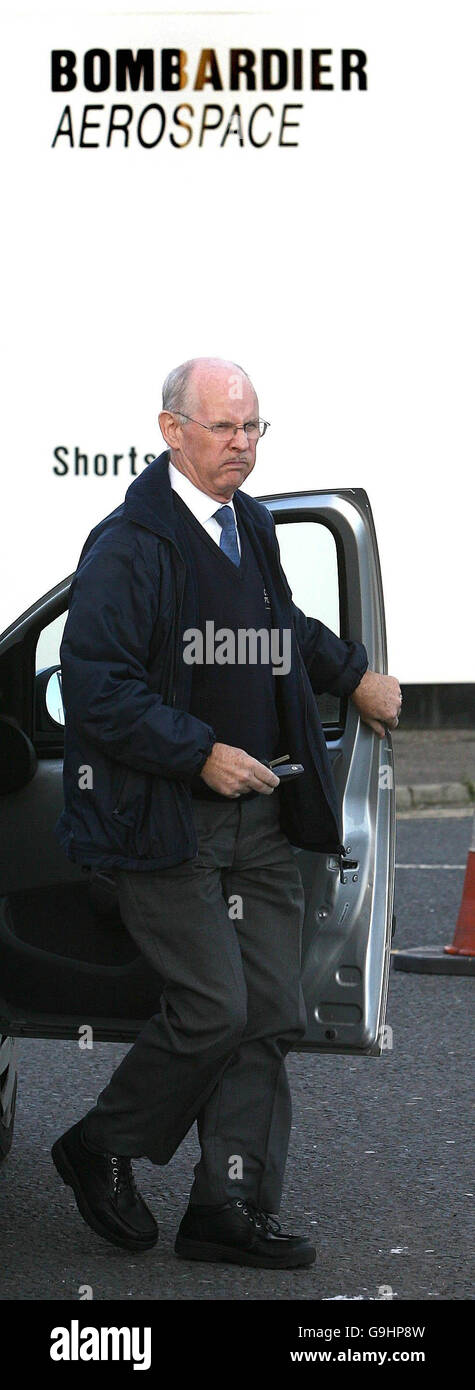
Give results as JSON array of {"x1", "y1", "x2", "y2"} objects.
[{"x1": 168, "y1": 459, "x2": 241, "y2": 558}]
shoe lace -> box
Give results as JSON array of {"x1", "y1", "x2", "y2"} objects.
[
  {"x1": 109, "y1": 1154, "x2": 137, "y2": 1197},
  {"x1": 234, "y1": 1199, "x2": 281, "y2": 1235}
]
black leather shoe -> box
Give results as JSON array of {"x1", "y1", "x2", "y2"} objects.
[
  {"x1": 174, "y1": 1198, "x2": 316, "y2": 1268},
  {"x1": 51, "y1": 1120, "x2": 158, "y2": 1253}
]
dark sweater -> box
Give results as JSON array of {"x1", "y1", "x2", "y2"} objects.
[{"x1": 172, "y1": 492, "x2": 283, "y2": 799}]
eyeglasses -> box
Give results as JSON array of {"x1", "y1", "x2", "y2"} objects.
[{"x1": 176, "y1": 414, "x2": 270, "y2": 441}]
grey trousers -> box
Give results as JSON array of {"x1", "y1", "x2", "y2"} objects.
[{"x1": 82, "y1": 790, "x2": 307, "y2": 1212}]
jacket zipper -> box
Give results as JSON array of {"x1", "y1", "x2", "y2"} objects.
[
  {"x1": 171, "y1": 563, "x2": 186, "y2": 707},
  {"x1": 113, "y1": 766, "x2": 130, "y2": 818}
]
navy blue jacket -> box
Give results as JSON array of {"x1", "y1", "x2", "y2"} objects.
[{"x1": 54, "y1": 452, "x2": 368, "y2": 871}]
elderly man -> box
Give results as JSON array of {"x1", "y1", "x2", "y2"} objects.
[{"x1": 52, "y1": 357, "x2": 401, "y2": 1268}]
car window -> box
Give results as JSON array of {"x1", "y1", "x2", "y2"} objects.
[
  {"x1": 276, "y1": 519, "x2": 340, "y2": 635},
  {"x1": 275, "y1": 518, "x2": 342, "y2": 729},
  {"x1": 35, "y1": 613, "x2": 67, "y2": 673}
]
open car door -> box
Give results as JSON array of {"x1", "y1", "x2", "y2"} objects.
[
  {"x1": 0, "y1": 488, "x2": 394, "y2": 1069},
  {"x1": 265, "y1": 489, "x2": 395, "y2": 1055}
]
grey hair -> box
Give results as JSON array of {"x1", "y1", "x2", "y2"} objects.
[
  {"x1": 162, "y1": 361, "x2": 195, "y2": 416},
  {"x1": 161, "y1": 357, "x2": 251, "y2": 417}
]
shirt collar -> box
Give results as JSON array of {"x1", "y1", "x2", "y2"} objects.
[{"x1": 168, "y1": 458, "x2": 238, "y2": 525}]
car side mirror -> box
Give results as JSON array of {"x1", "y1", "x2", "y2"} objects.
[{"x1": 35, "y1": 666, "x2": 65, "y2": 729}]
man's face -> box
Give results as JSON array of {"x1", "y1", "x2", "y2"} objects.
[{"x1": 160, "y1": 365, "x2": 260, "y2": 502}]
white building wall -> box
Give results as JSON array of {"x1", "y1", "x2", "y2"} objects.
[{"x1": 2, "y1": 1, "x2": 473, "y2": 683}]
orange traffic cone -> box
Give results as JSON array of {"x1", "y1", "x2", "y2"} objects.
[
  {"x1": 393, "y1": 809, "x2": 475, "y2": 976},
  {"x1": 444, "y1": 812, "x2": 475, "y2": 958}
]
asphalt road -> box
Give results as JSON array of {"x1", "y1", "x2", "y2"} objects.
[{"x1": 0, "y1": 815, "x2": 473, "y2": 1303}]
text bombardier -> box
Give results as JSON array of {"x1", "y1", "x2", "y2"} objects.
[{"x1": 51, "y1": 48, "x2": 368, "y2": 94}]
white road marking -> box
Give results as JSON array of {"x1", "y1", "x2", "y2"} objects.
[
  {"x1": 396, "y1": 863, "x2": 465, "y2": 869},
  {"x1": 397, "y1": 807, "x2": 471, "y2": 819}
]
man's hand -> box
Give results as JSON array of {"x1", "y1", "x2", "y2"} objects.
[
  {"x1": 350, "y1": 669, "x2": 402, "y2": 739},
  {"x1": 200, "y1": 743, "x2": 280, "y2": 797}
]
